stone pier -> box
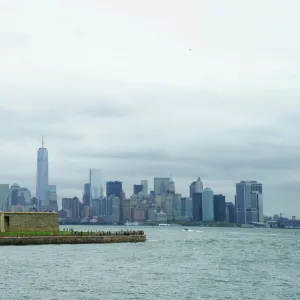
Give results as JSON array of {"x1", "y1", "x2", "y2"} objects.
[{"x1": 0, "y1": 234, "x2": 146, "y2": 246}]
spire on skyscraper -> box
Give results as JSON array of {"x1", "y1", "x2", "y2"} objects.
[{"x1": 42, "y1": 135, "x2": 44, "y2": 148}]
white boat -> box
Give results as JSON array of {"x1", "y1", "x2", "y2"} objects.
[
  {"x1": 158, "y1": 224, "x2": 170, "y2": 226},
  {"x1": 124, "y1": 221, "x2": 139, "y2": 226}
]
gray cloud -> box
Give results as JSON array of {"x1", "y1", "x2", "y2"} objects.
[
  {"x1": 1, "y1": 0, "x2": 300, "y2": 216},
  {"x1": 0, "y1": 31, "x2": 30, "y2": 47}
]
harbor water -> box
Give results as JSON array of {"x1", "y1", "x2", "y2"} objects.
[{"x1": 1, "y1": 226, "x2": 300, "y2": 300}]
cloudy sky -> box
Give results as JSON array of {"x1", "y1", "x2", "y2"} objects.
[{"x1": 1, "y1": 0, "x2": 300, "y2": 216}]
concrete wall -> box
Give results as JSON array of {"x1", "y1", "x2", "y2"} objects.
[
  {"x1": 0, "y1": 212, "x2": 59, "y2": 232},
  {"x1": 0, "y1": 235, "x2": 146, "y2": 245}
]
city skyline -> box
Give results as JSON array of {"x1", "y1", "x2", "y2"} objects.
[
  {"x1": 0, "y1": 139, "x2": 297, "y2": 217},
  {"x1": 1, "y1": 1, "x2": 300, "y2": 216}
]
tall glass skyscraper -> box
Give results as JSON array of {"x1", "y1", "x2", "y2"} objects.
[
  {"x1": 36, "y1": 137, "x2": 49, "y2": 206},
  {"x1": 89, "y1": 169, "x2": 102, "y2": 200},
  {"x1": 106, "y1": 181, "x2": 122, "y2": 199},
  {"x1": 236, "y1": 181, "x2": 263, "y2": 224},
  {"x1": 202, "y1": 188, "x2": 214, "y2": 222},
  {"x1": 189, "y1": 177, "x2": 204, "y2": 198},
  {"x1": 83, "y1": 183, "x2": 91, "y2": 206},
  {"x1": 154, "y1": 178, "x2": 170, "y2": 196}
]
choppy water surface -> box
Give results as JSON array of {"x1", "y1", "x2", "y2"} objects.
[{"x1": 1, "y1": 226, "x2": 300, "y2": 300}]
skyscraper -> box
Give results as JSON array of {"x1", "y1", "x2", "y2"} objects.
[
  {"x1": 133, "y1": 184, "x2": 143, "y2": 195},
  {"x1": 0, "y1": 184, "x2": 9, "y2": 211},
  {"x1": 225, "y1": 202, "x2": 236, "y2": 223},
  {"x1": 202, "y1": 188, "x2": 214, "y2": 222},
  {"x1": 17, "y1": 187, "x2": 32, "y2": 206},
  {"x1": 83, "y1": 183, "x2": 91, "y2": 206},
  {"x1": 106, "y1": 181, "x2": 122, "y2": 199},
  {"x1": 213, "y1": 194, "x2": 226, "y2": 222},
  {"x1": 189, "y1": 177, "x2": 203, "y2": 197},
  {"x1": 236, "y1": 181, "x2": 263, "y2": 224},
  {"x1": 46, "y1": 185, "x2": 58, "y2": 212},
  {"x1": 9, "y1": 183, "x2": 20, "y2": 207},
  {"x1": 89, "y1": 169, "x2": 102, "y2": 200},
  {"x1": 62, "y1": 197, "x2": 80, "y2": 219},
  {"x1": 154, "y1": 178, "x2": 170, "y2": 196},
  {"x1": 141, "y1": 180, "x2": 148, "y2": 195},
  {"x1": 168, "y1": 178, "x2": 175, "y2": 194},
  {"x1": 36, "y1": 137, "x2": 49, "y2": 207},
  {"x1": 192, "y1": 193, "x2": 202, "y2": 221},
  {"x1": 172, "y1": 193, "x2": 182, "y2": 218}
]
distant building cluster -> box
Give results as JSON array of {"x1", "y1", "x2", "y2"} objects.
[
  {"x1": 0, "y1": 138, "x2": 58, "y2": 213},
  {"x1": 0, "y1": 140, "x2": 267, "y2": 225},
  {"x1": 58, "y1": 174, "x2": 263, "y2": 225}
]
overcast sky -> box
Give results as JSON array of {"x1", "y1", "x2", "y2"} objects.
[{"x1": 0, "y1": 0, "x2": 300, "y2": 216}]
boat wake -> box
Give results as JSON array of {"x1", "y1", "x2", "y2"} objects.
[{"x1": 182, "y1": 229, "x2": 204, "y2": 233}]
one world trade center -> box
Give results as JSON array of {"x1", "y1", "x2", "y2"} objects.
[{"x1": 36, "y1": 137, "x2": 49, "y2": 207}]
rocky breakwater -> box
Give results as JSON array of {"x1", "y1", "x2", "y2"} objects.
[{"x1": 0, "y1": 230, "x2": 146, "y2": 246}]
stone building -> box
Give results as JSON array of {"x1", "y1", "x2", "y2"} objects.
[{"x1": 0, "y1": 212, "x2": 59, "y2": 232}]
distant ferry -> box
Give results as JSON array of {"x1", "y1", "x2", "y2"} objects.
[{"x1": 124, "y1": 221, "x2": 139, "y2": 226}]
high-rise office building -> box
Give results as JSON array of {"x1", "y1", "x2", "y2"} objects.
[
  {"x1": 106, "y1": 194, "x2": 121, "y2": 222},
  {"x1": 180, "y1": 197, "x2": 186, "y2": 217},
  {"x1": 189, "y1": 177, "x2": 203, "y2": 197},
  {"x1": 36, "y1": 137, "x2": 49, "y2": 206},
  {"x1": 168, "y1": 178, "x2": 175, "y2": 194},
  {"x1": 83, "y1": 183, "x2": 91, "y2": 206},
  {"x1": 45, "y1": 185, "x2": 58, "y2": 211},
  {"x1": 100, "y1": 197, "x2": 107, "y2": 216},
  {"x1": 122, "y1": 198, "x2": 133, "y2": 222},
  {"x1": 185, "y1": 197, "x2": 193, "y2": 219},
  {"x1": 226, "y1": 202, "x2": 236, "y2": 223},
  {"x1": 106, "y1": 181, "x2": 123, "y2": 222},
  {"x1": 0, "y1": 184, "x2": 9, "y2": 211},
  {"x1": 89, "y1": 169, "x2": 102, "y2": 200},
  {"x1": 202, "y1": 188, "x2": 214, "y2": 221},
  {"x1": 17, "y1": 187, "x2": 32, "y2": 206},
  {"x1": 107, "y1": 194, "x2": 113, "y2": 215},
  {"x1": 236, "y1": 181, "x2": 263, "y2": 224},
  {"x1": 172, "y1": 193, "x2": 182, "y2": 218},
  {"x1": 141, "y1": 180, "x2": 148, "y2": 195},
  {"x1": 91, "y1": 198, "x2": 101, "y2": 217},
  {"x1": 106, "y1": 181, "x2": 122, "y2": 199},
  {"x1": 192, "y1": 193, "x2": 202, "y2": 221},
  {"x1": 62, "y1": 197, "x2": 80, "y2": 219},
  {"x1": 111, "y1": 196, "x2": 120, "y2": 223},
  {"x1": 154, "y1": 178, "x2": 170, "y2": 196},
  {"x1": 9, "y1": 183, "x2": 20, "y2": 207},
  {"x1": 133, "y1": 184, "x2": 143, "y2": 195},
  {"x1": 213, "y1": 194, "x2": 226, "y2": 222}
]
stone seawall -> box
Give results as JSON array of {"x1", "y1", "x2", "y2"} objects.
[{"x1": 0, "y1": 235, "x2": 146, "y2": 246}]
